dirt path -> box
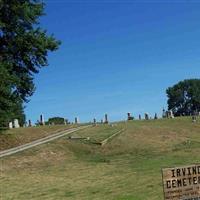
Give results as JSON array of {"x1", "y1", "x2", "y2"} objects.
[{"x1": 0, "y1": 125, "x2": 91, "y2": 158}]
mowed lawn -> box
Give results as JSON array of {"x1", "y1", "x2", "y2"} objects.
[{"x1": 1, "y1": 117, "x2": 200, "y2": 200}]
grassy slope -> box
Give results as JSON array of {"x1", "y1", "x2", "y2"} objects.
[
  {"x1": 0, "y1": 124, "x2": 79, "y2": 151},
  {"x1": 1, "y1": 117, "x2": 200, "y2": 200}
]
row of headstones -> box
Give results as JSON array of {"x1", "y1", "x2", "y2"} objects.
[
  {"x1": 55, "y1": 114, "x2": 109, "y2": 125},
  {"x1": 8, "y1": 114, "x2": 45, "y2": 129},
  {"x1": 8, "y1": 119, "x2": 20, "y2": 129},
  {"x1": 8, "y1": 113, "x2": 109, "y2": 129},
  {"x1": 127, "y1": 110, "x2": 174, "y2": 121},
  {"x1": 93, "y1": 114, "x2": 109, "y2": 124},
  {"x1": 127, "y1": 113, "x2": 158, "y2": 120},
  {"x1": 9, "y1": 110, "x2": 184, "y2": 129}
]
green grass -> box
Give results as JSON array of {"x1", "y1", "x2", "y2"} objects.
[
  {"x1": 0, "y1": 124, "x2": 79, "y2": 151},
  {"x1": 67, "y1": 123, "x2": 124, "y2": 142},
  {"x1": 1, "y1": 117, "x2": 200, "y2": 200}
]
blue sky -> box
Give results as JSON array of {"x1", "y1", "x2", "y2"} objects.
[{"x1": 25, "y1": 0, "x2": 200, "y2": 123}]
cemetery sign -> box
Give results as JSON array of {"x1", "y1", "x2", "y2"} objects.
[{"x1": 162, "y1": 164, "x2": 200, "y2": 200}]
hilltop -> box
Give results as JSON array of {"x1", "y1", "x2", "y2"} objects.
[{"x1": 1, "y1": 117, "x2": 200, "y2": 200}]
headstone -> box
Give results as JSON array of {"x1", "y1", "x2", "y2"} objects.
[
  {"x1": 166, "y1": 110, "x2": 174, "y2": 119},
  {"x1": 14, "y1": 119, "x2": 20, "y2": 128},
  {"x1": 169, "y1": 110, "x2": 174, "y2": 118},
  {"x1": 8, "y1": 122, "x2": 13, "y2": 129},
  {"x1": 75, "y1": 117, "x2": 79, "y2": 124},
  {"x1": 40, "y1": 114, "x2": 45, "y2": 125},
  {"x1": 104, "y1": 114, "x2": 108, "y2": 124},
  {"x1": 192, "y1": 110, "x2": 198, "y2": 123},
  {"x1": 139, "y1": 114, "x2": 141, "y2": 120},
  {"x1": 28, "y1": 120, "x2": 32, "y2": 127},
  {"x1": 162, "y1": 108, "x2": 166, "y2": 118},
  {"x1": 154, "y1": 113, "x2": 158, "y2": 120},
  {"x1": 192, "y1": 115, "x2": 197, "y2": 123},
  {"x1": 144, "y1": 113, "x2": 149, "y2": 120},
  {"x1": 127, "y1": 113, "x2": 134, "y2": 120}
]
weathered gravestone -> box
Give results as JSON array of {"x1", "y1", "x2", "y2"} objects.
[
  {"x1": 162, "y1": 164, "x2": 200, "y2": 200},
  {"x1": 14, "y1": 119, "x2": 20, "y2": 128},
  {"x1": 192, "y1": 116, "x2": 197, "y2": 123},
  {"x1": 127, "y1": 113, "x2": 134, "y2": 120},
  {"x1": 162, "y1": 108, "x2": 167, "y2": 118},
  {"x1": 75, "y1": 117, "x2": 79, "y2": 124},
  {"x1": 40, "y1": 114, "x2": 45, "y2": 125},
  {"x1": 144, "y1": 113, "x2": 149, "y2": 120},
  {"x1": 192, "y1": 111, "x2": 198, "y2": 123},
  {"x1": 104, "y1": 114, "x2": 108, "y2": 124},
  {"x1": 8, "y1": 122, "x2": 13, "y2": 129},
  {"x1": 167, "y1": 110, "x2": 174, "y2": 119},
  {"x1": 28, "y1": 120, "x2": 32, "y2": 127}
]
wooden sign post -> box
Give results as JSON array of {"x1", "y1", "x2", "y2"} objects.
[{"x1": 162, "y1": 164, "x2": 200, "y2": 200}]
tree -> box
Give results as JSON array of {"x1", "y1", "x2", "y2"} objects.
[
  {"x1": 0, "y1": 0, "x2": 60, "y2": 127},
  {"x1": 46, "y1": 117, "x2": 67, "y2": 125},
  {"x1": 166, "y1": 79, "x2": 200, "y2": 116},
  {"x1": 0, "y1": 63, "x2": 25, "y2": 127}
]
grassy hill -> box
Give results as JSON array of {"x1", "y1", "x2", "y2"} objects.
[
  {"x1": 0, "y1": 124, "x2": 80, "y2": 151},
  {"x1": 1, "y1": 117, "x2": 200, "y2": 200}
]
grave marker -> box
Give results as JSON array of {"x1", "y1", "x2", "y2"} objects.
[
  {"x1": 104, "y1": 114, "x2": 108, "y2": 124},
  {"x1": 127, "y1": 113, "x2": 134, "y2": 120},
  {"x1": 28, "y1": 120, "x2": 32, "y2": 127},
  {"x1": 75, "y1": 117, "x2": 79, "y2": 124},
  {"x1": 40, "y1": 114, "x2": 45, "y2": 125},
  {"x1": 14, "y1": 119, "x2": 20, "y2": 128},
  {"x1": 8, "y1": 122, "x2": 13, "y2": 129},
  {"x1": 144, "y1": 113, "x2": 149, "y2": 120}
]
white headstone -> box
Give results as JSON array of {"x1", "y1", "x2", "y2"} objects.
[
  {"x1": 14, "y1": 119, "x2": 20, "y2": 128},
  {"x1": 169, "y1": 110, "x2": 174, "y2": 118},
  {"x1": 9, "y1": 122, "x2": 13, "y2": 129}
]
